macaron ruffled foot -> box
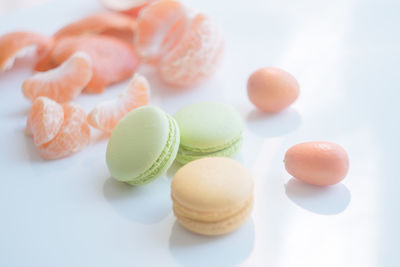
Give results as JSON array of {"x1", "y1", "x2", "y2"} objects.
[{"x1": 174, "y1": 102, "x2": 243, "y2": 164}]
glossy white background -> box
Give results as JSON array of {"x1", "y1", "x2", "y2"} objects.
[{"x1": 0, "y1": 0, "x2": 399, "y2": 266}]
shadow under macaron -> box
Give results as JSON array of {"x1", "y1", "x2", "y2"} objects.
[
  {"x1": 102, "y1": 176, "x2": 172, "y2": 224},
  {"x1": 166, "y1": 161, "x2": 183, "y2": 178},
  {"x1": 169, "y1": 218, "x2": 255, "y2": 267},
  {"x1": 285, "y1": 178, "x2": 351, "y2": 215}
]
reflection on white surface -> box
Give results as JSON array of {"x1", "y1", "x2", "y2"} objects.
[
  {"x1": 169, "y1": 219, "x2": 255, "y2": 267},
  {"x1": 246, "y1": 108, "x2": 301, "y2": 138},
  {"x1": 23, "y1": 130, "x2": 43, "y2": 162},
  {"x1": 103, "y1": 177, "x2": 172, "y2": 224},
  {"x1": 285, "y1": 178, "x2": 351, "y2": 215}
]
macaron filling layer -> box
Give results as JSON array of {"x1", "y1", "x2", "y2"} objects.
[
  {"x1": 176, "y1": 135, "x2": 242, "y2": 164},
  {"x1": 174, "y1": 102, "x2": 244, "y2": 164},
  {"x1": 180, "y1": 133, "x2": 242, "y2": 153},
  {"x1": 172, "y1": 194, "x2": 253, "y2": 222},
  {"x1": 127, "y1": 114, "x2": 179, "y2": 185},
  {"x1": 173, "y1": 197, "x2": 253, "y2": 235}
]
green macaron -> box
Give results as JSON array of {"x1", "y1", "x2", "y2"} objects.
[
  {"x1": 106, "y1": 106, "x2": 180, "y2": 185},
  {"x1": 174, "y1": 102, "x2": 243, "y2": 164}
]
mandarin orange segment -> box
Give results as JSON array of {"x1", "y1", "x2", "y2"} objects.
[
  {"x1": 135, "y1": 0, "x2": 188, "y2": 63},
  {"x1": 22, "y1": 52, "x2": 92, "y2": 103},
  {"x1": 51, "y1": 35, "x2": 140, "y2": 93},
  {"x1": 158, "y1": 14, "x2": 224, "y2": 88},
  {"x1": 53, "y1": 12, "x2": 137, "y2": 43},
  {"x1": 87, "y1": 73, "x2": 149, "y2": 132},
  {"x1": 0, "y1": 31, "x2": 52, "y2": 72},
  {"x1": 27, "y1": 97, "x2": 64, "y2": 146},
  {"x1": 38, "y1": 103, "x2": 90, "y2": 160}
]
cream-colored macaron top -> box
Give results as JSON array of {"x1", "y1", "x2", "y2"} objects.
[{"x1": 171, "y1": 157, "x2": 253, "y2": 212}]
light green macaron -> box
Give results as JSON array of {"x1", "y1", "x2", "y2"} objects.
[
  {"x1": 174, "y1": 102, "x2": 243, "y2": 164},
  {"x1": 106, "y1": 106, "x2": 180, "y2": 185}
]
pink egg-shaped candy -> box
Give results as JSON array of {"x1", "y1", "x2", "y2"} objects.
[
  {"x1": 284, "y1": 141, "x2": 349, "y2": 186},
  {"x1": 247, "y1": 67, "x2": 299, "y2": 113}
]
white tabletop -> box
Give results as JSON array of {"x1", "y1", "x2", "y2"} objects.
[{"x1": 0, "y1": 0, "x2": 399, "y2": 266}]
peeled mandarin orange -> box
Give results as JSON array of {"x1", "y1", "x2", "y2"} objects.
[
  {"x1": 0, "y1": 31, "x2": 52, "y2": 71},
  {"x1": 26, "y1": 96, "x2": 64, "y2": 146},
  {"x1": 22, "y1": 52, "x2": 92, "y2": 103},
  {"x1": 101, "y1": 0, "x2": 156, "y2": 17},
  {"x1": 38, "y1": 103, "x2": 90, "y2": 160},
  {"x1": 87, "y1": 73, "x2": 149, "y2": 132},
  {"x1": 51, "y1": 35, "x2": 140, "y2": 93},
  {"x1": 135, "y1": 0, "x2": 188, "y2": 64},
  {"x1": 53, "y1": 12, "x2": 137, "y2": 43},
  {"x1": 158, "y1": 14, "x2": 224, "y2": 88}
]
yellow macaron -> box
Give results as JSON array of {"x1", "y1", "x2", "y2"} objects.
[{"x1": 171, "y1": 157, "x2": 254, "y2": 235}]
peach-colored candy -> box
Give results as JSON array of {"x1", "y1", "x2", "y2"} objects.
[
  {"x1": 22, "y1": 52, "x2": 92, "y2": 103},
  {"x1": 87, "y1": 73, "x2": 150, "y2": 132},
  {"x1": 0, "y1": 31, "x2": 52, "y2": 71},
  {"x1": 284, "y1": 142, "x2": 349, "y2": 186},
  {"x1": 38, "y1": 103, "x2": 90, "y2": 160},
  {"x1": 158, "y1": 13, "x2": 224, "y2": 88},
  {"x1": 53, "y1": 12, "x2": 137, "y2": 43},
  {"x1": 135, "y1": 0, "x2": 188, "y2": 63},
  {"x1": 247, "y1": 67, "x2": 299, "y2": 113},
  {"x1": 26, "y1": 97, "x2": 64, "y2": 146},
  {"x1": 100, "y1": 0, "x2": 156, "y2": 17},
  {"x1": 51, "y1": 35, "x2": 140, "y2": 93}
]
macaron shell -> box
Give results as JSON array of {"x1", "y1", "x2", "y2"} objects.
[
  {"x1": 174, "y1": 102, "x2": 243, "y2": 150},
  {"x1": 106, "y1": 106, "x2": 175, "y2": 183},
  {"x1": 171, "y1": 157, "x2": 253, "y2": 212},
  {"x1": 128, "y1": 115, "x2": 180, "y2": 185},
  {"x1": 174, "y1": 198, "x2": 253, "y2": 235},
  {"x1": 127, "y1": 114, "x2": 180, "y2": 185}
]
